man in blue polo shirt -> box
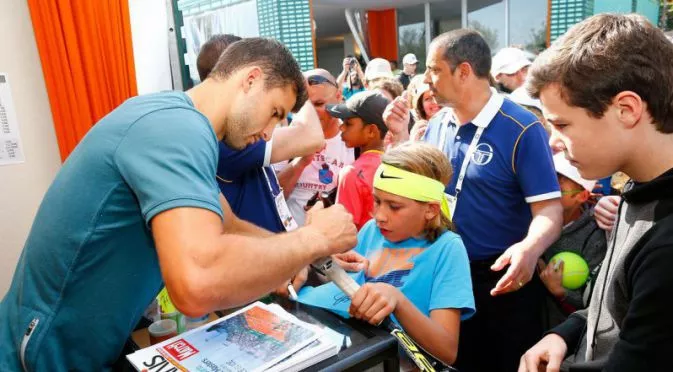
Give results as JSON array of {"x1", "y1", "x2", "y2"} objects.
[
  {"x1": 216, "y1": 102, "x2": 324, "y2": 233},
  {"x1": 420, "y1": 30, "x2": 563, "y2": 372}
]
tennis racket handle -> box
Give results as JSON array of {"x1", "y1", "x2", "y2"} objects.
[
  {"x1": 380, "y1": 317, "x2": 397, "y2": 331},
  {"x1": 313, "y1": 257, "x2": 361, "y2": 297}
]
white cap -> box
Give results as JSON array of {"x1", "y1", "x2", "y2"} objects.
[
  {"x1": 553, "y1": 153, "x2": 597, "y2": 192},
  {"x1": 509, "y1": 86, "x2": 542, "y2": 111},
  {"x1": 402, "y1": 53, "x2": 418, "y2": 65},
  {"x1": 491, "y1": 47, "x2": 532, "y2": 78},
  {"x1": 364, "y1": 58, "x2": 394, "y2": 81}
]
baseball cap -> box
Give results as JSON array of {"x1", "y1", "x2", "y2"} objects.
[
  {"x1": 403, "y1": 53, "x2": 418, "y2": 65},
  {"x1": 553, "y1": 153, "x2": 597, "y2": 192},
  {"x1": 365, "y1": 58, "x2": 394, "y2": 81},
  {"x1": 491, "y1": 47, "x2": 532, "y2": 78},
  {"x1": 326, "y1": 91, "x2": 390, "y2": 132}
]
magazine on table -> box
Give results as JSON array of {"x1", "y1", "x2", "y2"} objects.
[{"x1": 126, "y1": 301, "x2": 338, "y2": 372}]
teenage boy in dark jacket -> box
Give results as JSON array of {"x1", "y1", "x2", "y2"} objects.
[{"x1": 519, "y1": 13, "x2": 673, "y2": 372}]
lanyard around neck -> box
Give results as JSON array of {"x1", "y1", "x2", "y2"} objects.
[
  {"x1": 261, "y1": 166, "x2": 280, "y2": 195},
  {"x1": 437, "y1": 113, "x2": 485, "y2": 203}
]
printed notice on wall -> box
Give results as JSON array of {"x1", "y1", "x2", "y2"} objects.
[{"x1": 0, "y1": 73, "x2": 25, "y2": 165}]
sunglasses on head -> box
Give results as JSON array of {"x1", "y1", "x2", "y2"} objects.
[{"x1": 307, "y1": 75, "x2": 338, "y2": 88}]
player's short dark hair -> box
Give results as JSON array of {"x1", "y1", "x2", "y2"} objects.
[
  {"x1": 431, "y1": 29, "x2": 492, "y2": 80},
  {"x1": 210, "y1": 38, "x2": 307, "y2": 112}
]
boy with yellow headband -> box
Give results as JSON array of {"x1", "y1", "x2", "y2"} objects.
[{"x1": 299, "y1": 142, "x2": 474, "y2": 366}]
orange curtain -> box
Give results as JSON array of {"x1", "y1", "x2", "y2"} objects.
[
  {"x1": 367, "y1": 9, "x2": 399, "y2": 62},
  {"x1": 27, "y1": 0, "x2": 138, "y2": 161}
]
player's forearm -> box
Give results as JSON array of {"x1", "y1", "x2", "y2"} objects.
[
  {"x1": 394, "y1": 296, "x2": 459, "y2": 365},
  {"x1": 172, "y1": 227, "x2": 328, "y2": 316},
  {"x1": 227, "y1": 217, "x2": 274, "y2": 237}
]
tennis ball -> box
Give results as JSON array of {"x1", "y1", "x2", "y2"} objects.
[{"x1": 550, "y1": 251, "x2": 589, "y2": 290}]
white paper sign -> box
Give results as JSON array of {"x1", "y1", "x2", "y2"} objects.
[{"x1": 0, "y1": 73, "x2": 25, "y2": 165}]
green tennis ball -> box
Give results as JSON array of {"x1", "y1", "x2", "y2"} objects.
[{"x1": 550, "y1": 252, "x2": 589, "y2": 290}]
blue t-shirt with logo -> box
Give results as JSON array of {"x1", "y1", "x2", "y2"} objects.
[
  {"x1": 298, "y1": 220, "x2": 475, "y2": 321},
  {"x1": 0, "y1": 92, "x2": 223, "y2": 371},
  {"x1": 217, "y1": 141, "x2": 286, "y2": 232},
  {"x1": 423, "y1": 93, "x2": 560, "y2": 260}
]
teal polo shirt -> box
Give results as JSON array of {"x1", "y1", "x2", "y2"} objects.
[{"x1": 0, "y1": 91, "x2": 223, "y2": 371}]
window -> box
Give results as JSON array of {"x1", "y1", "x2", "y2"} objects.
[
  {"x1": 509, "y1": 0, "x2": 548, "y2": 53},
  {"x1": 468, "y1": 0, "x2": 506, "y2": 52},
  {"x1": 397, "y1": 4, "x2": 426, "y2": 72},
  {"x1": 430, "y1": 1, "x2": 462, "y2": 38}
]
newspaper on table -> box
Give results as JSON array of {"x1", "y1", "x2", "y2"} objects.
[
  {"x1": 127, "y1": 301, "x2": 337, "y2": 372},
  {"x1": 265, "y1": 304, "x2": 343, "y2": 372}
]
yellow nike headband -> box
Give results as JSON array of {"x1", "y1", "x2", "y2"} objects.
[{"x1": 373, "y1": 163, "x2": 451, "y2": 219}]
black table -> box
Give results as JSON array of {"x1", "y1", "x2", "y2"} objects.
[
  {"x1": 271, "y1": 298, "x2": 400, "y2": 372},
  {"x1": 122, "y1": 298, "x2": 399, "y2": 372}
]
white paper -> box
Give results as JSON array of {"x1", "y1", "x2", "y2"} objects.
[
  {"x1": 127, "y1": 302, "x2": 326, "y2": 372},
  {"x1": 0, "y1": 73, "x2": 25, "y2": 165}
]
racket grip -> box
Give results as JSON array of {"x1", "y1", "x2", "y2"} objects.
[
  {"x1": 313, "y1": 257, "x2": 360, "y2": 297},
  {"x1": 380, "y1": 317, "x2": 397, "y2": 331}
]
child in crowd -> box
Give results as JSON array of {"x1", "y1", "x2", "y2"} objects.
[
  {"x1": 368, "y1": 77, "x2": 404, "y2": 101},
  {"x1": 407, "y1": 75, "x2": 442, "y2": 141},
  {"x1": 300, "y1": 143, "x2": 475, "y2": 366},
  {"x1": 329, "y1": 91, "x2": 390, "y2": 230},
  {"x1": 537, "y1": 153, "x2": 607, "y2": 329}
]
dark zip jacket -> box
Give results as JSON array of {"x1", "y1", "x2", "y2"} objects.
[{"x1": 550, "y1": 168, "x2": 673, "y2": 371}]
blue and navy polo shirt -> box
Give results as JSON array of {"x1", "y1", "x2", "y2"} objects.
[
  {"x1": 423, "y1": 89, "x2": 560, "y2": 260},
  {"x1": 217, "y1": 140, "x2": 285, "y2": 233}
]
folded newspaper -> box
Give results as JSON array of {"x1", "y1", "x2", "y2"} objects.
[{"x1": 127, "y1": 302, "x2": 339, "y2": 372}]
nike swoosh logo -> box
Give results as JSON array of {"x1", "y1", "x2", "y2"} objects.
[{"x1": 380, "y1": 172, "x2": 402, "y2": 179}]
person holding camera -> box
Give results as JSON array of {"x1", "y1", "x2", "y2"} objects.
[{"x1": 337, "y1": 56, "x2": 366, "y2": 101}]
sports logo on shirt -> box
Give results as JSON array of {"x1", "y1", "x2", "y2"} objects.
[
  {"x1": 318, "y1": 163, "x2": 334, "y2": 184},
  {"x1": 366, "y1": 248, "x2": 424, "y2": 288},
  {"x1": 472, "y1": 143, "x2": 493, "y2": 166}
]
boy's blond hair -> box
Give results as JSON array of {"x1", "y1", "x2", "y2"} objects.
[{"x1": 381, "y1": 142, "x2": 454, "y2": 241}]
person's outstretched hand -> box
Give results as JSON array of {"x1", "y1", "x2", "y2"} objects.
[
  {"x1": 518, "y1": 334, "x2": 568, "y2": 372},
  {"x1": 490, "y1": 241, "x2": 538, "y2": 296}
]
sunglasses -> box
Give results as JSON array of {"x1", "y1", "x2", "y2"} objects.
[
  {"x1": 307, "y1": 75, "x2": 338, "y2": 88},
  {"x1": 561, "y1": 189, "x2": 586, "y2": 196}
]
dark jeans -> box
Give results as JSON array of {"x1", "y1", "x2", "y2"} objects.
[{"x1": 455, "y1": 256, "x2": 545, "y2": 372}]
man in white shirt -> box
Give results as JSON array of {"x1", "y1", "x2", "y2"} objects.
[{"x1": 277, "y1": 69, "x2": 355, "y2": 225}]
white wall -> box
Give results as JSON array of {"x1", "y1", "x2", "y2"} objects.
[
  {"x1": 129, "y1": 0, "x2": 173, "y2": 94},
  {"x1": 0, "y1": 0, "x2": 62, "y2": 296}
]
